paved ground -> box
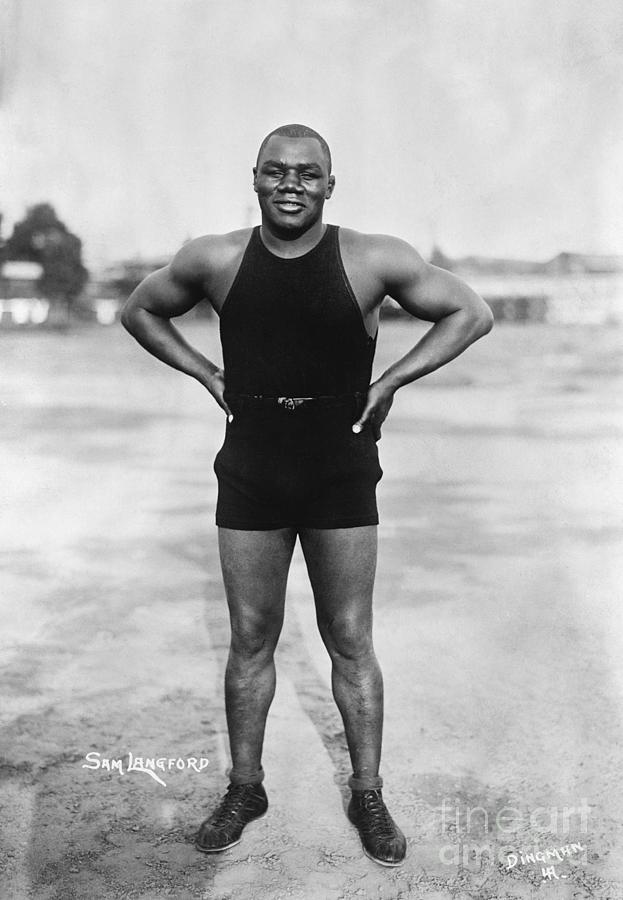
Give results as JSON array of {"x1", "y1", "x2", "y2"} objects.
[{"x1": 1, "y1": 318, "x2": 622, "y2": 900}]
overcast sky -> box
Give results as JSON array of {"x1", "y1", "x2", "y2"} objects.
[{"x1": 2, "y1": 0, "x2": 622, "y2": 266}]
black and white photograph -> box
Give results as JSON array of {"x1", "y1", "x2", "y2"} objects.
[{"x1": 1, "y1": 1, "x2": 622, "y2": 898}]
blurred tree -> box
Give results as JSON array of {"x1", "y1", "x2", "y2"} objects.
[{"x1": 5, "y1": 204, "x2": 89, "y2": 319}]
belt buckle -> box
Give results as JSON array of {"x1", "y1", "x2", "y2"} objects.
[{"x1": 278, "y1": 396, "x2": 305, "y2": 412}]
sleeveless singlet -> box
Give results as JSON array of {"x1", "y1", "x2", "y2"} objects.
[{"x1": 219, "y1": 224, "x2": 376, "y2": 397}]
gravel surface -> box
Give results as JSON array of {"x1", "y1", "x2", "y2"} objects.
[{"x1": 1, "y1": 319, "x2": 622, "y2": 899}]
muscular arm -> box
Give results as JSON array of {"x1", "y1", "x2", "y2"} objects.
[
  {"x1": 120, "y1": 239, "x2": 232, "y2": 417},
  {"x1": 378, "y1": 238, "x2": 493, "y2": 389},
  {"x1": 354, "y1": 236, "x2": 493, "y2": 436}
]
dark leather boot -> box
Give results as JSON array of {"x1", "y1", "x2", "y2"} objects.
[
  {"x1": 348, "y1": 788, "x2": 407, "y2": 866},
  {"x1": 195, "y1": 782, "x2": 268, "y2": 852}
]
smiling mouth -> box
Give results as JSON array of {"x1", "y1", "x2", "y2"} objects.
[{"x1": 274, "y1": 201, "x2": 305, "y2": 212}]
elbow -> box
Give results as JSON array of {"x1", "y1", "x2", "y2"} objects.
[
  {"x1": 120, "y1": 295, "x2": 139, "y2": 333},
  {"x1": 480, "y1": 303, "x2": 495, "y2": 335},
  {"x1": 474, "y1": 300, "x2": 494, "y2": 337},
  {"x1": 119, "y1": 303, "x2": 133, "y2": 333}
]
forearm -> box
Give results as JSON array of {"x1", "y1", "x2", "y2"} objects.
[
  {"x1": 121, "y1": 306, "x2": 218, "y2": 387},
  {"x1": 378, "y1": 306, "x2": 492, "y2": 391}
]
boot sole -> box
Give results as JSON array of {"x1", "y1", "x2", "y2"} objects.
[
  {"x1": 194, "y1": 809, "x2": 267, "y2": 854},
  {"x1": 362, "y1": 846, "x2": 406, "y2": 867}
]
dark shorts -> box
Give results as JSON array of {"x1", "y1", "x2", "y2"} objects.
[{"x1": 214, "y1": 396, "x2": 383, "y2": 530}]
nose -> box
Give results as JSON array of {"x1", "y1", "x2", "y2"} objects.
[{"x1": 277, "y1": 169, "x2": 303, "y2": 193}]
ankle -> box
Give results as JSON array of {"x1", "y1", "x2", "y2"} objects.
[
  {"x1": 228, "y1": 765, "x2": 265, "y2": 786},
  {"x1": 349, "y1": 773, "x2": 383, "y2": 792}
]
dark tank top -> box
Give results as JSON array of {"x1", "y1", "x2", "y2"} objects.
[{"x1": 219, "y1": 224, "x2": 376, "y2": 397}]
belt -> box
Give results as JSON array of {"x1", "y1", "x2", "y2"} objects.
[{"x1": 227, "y1": 392, "x2": 366, "y2": 412}]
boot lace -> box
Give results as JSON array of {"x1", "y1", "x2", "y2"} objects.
[
  {"x1": 211, "y1": 784, "x2": 254, "y2": 827},
  {"x1": 358, "y1": 790, "x2": 397, "y2": 840}
]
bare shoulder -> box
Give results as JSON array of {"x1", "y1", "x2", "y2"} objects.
[
  {"x1": 337, "y1": 227, "x2": 427, "y2": 286},
  {"x1": 169, "y1": 228, "x2": 253, "y2": 286}
]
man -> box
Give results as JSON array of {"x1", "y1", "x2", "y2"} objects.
[{"x1": 121, "y1": 123, "x2": 493, "y2": 867}]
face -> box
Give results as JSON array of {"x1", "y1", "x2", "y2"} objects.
[{"x1": 253, "y1": 135, "x2": 335, "y2": 236}]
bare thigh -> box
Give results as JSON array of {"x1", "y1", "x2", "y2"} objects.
[
  {"x1": 298, "y1": 526, "x2": 378, "y2": 650},
  {"x1": 218, "y1": 528, "x2": 298, "y2": 645}
]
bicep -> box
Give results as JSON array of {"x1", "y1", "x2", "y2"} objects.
[
  {"x1": 382, "y1": 239, "x2": 477, "y2": 322},
  {"x1": 125, "y1": 265, "x2": 204, "y2": 319}
]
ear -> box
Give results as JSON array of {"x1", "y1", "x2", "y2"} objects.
[
  {"x1": 325, "y1": 174, "x2": 336, "y2": 200},
  {"x1": 252, "y1": 166, "x2": 258, "y2": 193}
]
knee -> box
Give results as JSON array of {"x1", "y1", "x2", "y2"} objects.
[
  {"x1": 320, "y1": 614, "x2": 374, "y2": 663},
  {"x1": 230, "y1": 615, "x2": 280, "y2": 660}
]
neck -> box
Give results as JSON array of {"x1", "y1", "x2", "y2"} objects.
[{"x1": 259, "y1": 218, "x2": 326, "y2": 259}]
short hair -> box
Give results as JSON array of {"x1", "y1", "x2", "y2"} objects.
[{"x1": 256, "y1": 124, "x2": 332, "y2": 174}]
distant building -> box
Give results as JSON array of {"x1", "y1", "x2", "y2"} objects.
[
  {"x1": 453, "y1": 255, "x2": 545, "y2": 276},
  {"x1": 102, "y1": 258, "x2": 171, "y2": 294},
  {"x1": 0, "y1": 260, "x2": 50, "y2": 325},
  {"x1": 543, "y1": 252, "x2": 623, "y2": 275},
  {"x1": 429, "y1": 249, "x2": 623, "y2": 277},
  {"x1": 84, "y1": 280, "x2": 124, "y2": 325},
  {"x1": 82, "y1": 259, "x2": 171, "y2": 325},
  {"x1": 97, "y1": 257, "x2": 214, "y2": 320}
]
